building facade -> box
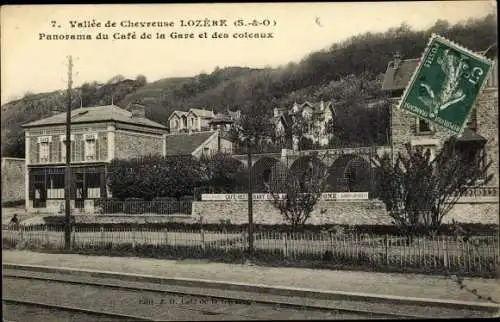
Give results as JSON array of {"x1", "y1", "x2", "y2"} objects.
[
  {"x1": 274, "y1": 101, "x2": 335, "y2": 149},
  {"x1": 168, "y1": 108, "x2": 215, "y2": 133},
  {"x1": 23, "y1": 104, "x2": 167, "y2": 213},
  {"x1": 168, "y1": 108, "x2": 241, "y2": 133}
]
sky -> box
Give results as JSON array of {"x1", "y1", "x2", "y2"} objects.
[{"x1": 1, "y1": 1, "x2": 497, "y2": 104}]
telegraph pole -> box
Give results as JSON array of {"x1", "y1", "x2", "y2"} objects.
[
  {"x1": 64, "y1": 55, "x2": 73, "y2": 249},
  {"x1": 247, "y1": 144, "x2": 254, "y2": 257}
]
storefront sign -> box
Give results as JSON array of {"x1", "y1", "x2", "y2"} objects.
[{"x1": 201, "y1": 192, "x2": 369, "y2": 201}]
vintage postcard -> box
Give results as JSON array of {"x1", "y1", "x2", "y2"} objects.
[{"x1": 1, "y1": 2, "x2": 499, "y2": 321}]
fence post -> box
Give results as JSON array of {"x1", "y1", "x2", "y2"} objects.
[
  {"x1": 385, "y1": 234, "x2": 389, "y2": 265},
  {"x1": 330, "y1": 232, "x2": 334, "y2": 255},
  {"x1": 19, "y1": 225, "x2": 24, "y2": 243},
  {"x1": 44, "y1": 226, "x2": 49, "y2": 246},
  {"x1": 100, "y1": 227, "x2": 105, "y2": 247},
  {"x1": 242, "y1": 230, "x2": 248, "y2": 252},
  {"x1": 132, "y1": 227, "x2": 136, "y2": 249},
  {"x1": 164, "y1": 228, "x2": 169, "y2": 246},
  {"x1": 282, "y1": 232, "x2": 288, "y2": 259},
  {"x1": 224, "y1": 228, "x2": 229, "y2": 253},
  {"x1": 442, "y1": 235, "x2": 448, "y2": 269},
  {"x1": 200, "y1": 228, "x2": 205, "y2": 251},
  {"x1": 71, "y1": 226, "x2": 76, "y2": 249}
]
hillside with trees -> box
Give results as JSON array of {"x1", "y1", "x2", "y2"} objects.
[{"x1": 1, "y1": 14, "x2": 496, "y2": 157}]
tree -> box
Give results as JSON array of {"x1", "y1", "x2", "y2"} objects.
[
  {"x1": 107, "y1": 155, "x2": 204, "y2": 200},
  {"x1": 372, "y1": 138, "x2": 493, "y2": 237},
  {"x1": 135, "y1": 75, "x2": 147, "y2": 87},
  {"x1": 107, "y1": 74, "x2": 125, "y2": 84},
  {"x1": 325, "y1": 73, "x2": 391, "y2": 147},
  {"x1": 199, "y1": 152, "x2": 247, "y2": 192},
  {"x1": 266, "y1": 152, "x2": 330, "y2": 231}
]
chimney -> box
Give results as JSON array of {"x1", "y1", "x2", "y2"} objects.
[
  {"x1": 393, "y1": 52, "x2": 402, "y2": 70},
  {"x1": 130, "y1": 103, "x2": 146, "y2": 118}
]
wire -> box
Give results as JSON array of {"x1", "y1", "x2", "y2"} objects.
[{"x1": 481, "y1": 42, "x2": 497, "y2": 56}]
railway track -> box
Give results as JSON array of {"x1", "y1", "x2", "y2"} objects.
[
  {"x1": 3, "y1": 264, "x2": 499, "y2": 320},
  {"x1": 3, "y1": 298, "x2": 149, "y2": 322}
]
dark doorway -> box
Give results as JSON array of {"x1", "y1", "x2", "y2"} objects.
[
  {"x1": 75, "y1": 173, "x2": 85, "y2": 209},
  {"x1": 33, "y1": 183, "x2": 47, "y2": 208}
]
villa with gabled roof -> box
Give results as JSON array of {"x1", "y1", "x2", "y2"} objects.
[
  {"x1": 168, "y1": 108, "x2": 215, "y2": 133},
  {"x1": 273, "y1": 100, "x2": 336, "y2": 148}
]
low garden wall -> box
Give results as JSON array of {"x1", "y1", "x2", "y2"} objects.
[
  {"x1": 192, "y1": 199, "x2": 499, "y2": 225},
  {"x1": 193, "y1": 200, "x2": 392, "y2": 225}
]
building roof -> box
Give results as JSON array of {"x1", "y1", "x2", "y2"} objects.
[
  {"x1": 281, "y1": 101, "x2": 334, "y2": 118},
  {"x1": 209, "y1": 113, "x2": 233, "y2": 124},
  {"x1": 164, "y1": 131, "x2": 215, "y2": 156},
  {"x1": 382, "y1": 58, "x2": 420, "y2": 92},
  {"x1": 189, "y1": 108, "x2": 214, "y2": 118},
  {"x1": 168, "y1": 110, "x2": 188, "y2": 120},
  {"x1": 22, "y1": 105, "x2": 167, "y2": 129}
]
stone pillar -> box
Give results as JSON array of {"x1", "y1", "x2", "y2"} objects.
[{"x1": 107, "y1": 124, "x2": 115, "y2": 162}]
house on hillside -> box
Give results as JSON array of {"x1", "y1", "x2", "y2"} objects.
[
  {"x1": 274, "y1": 100, "x2": 335, "y2": 149},
  {"x1": 164, "y1": 130, "x2": 233, "y2": 158},
  {"x1": 209, "y1": 110, "x2": 241, "y2": 131},
  {"x1": 168, "y1": 108, "x2": 215, "y2": 133},
  {"x1": 22, "y1": 104, "x2": 168, "y2": 213},
  {"x1": 382, "y1": 50, "x2": 499, "y2": 192},
  {"x1": 168, "y1": 108, "x2": 241, "y2": 133}
]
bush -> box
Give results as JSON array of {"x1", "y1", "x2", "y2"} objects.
[{"x1": 107, "y1": 155, "x2": 204, "y2": 200}]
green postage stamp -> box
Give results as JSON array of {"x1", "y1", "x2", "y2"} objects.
[{"x1": 398, "y1": 33, "x2": 494, "y2": 135}]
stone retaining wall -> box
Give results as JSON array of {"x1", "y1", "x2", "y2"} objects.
[
  {"x1": 192, "y1": 199, "x2": 499, "y2": 225},
  {"x1": 1, "y1": 158, "x2": 25, "y2": 203}
]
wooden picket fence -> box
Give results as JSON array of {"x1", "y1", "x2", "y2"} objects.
[{"x1": 2, "y1": 225, "x2": 498, "y2": 276}]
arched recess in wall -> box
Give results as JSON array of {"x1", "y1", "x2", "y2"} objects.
[
  {"x1": 327, "y1": 154, "x2": 373, "y2": 192},
  {"x1": 289, "y1": 155, "x2": 328, "y2": 190},
  {"x1": 251, "y1": 157, "x2": 284, "y2": 192}
]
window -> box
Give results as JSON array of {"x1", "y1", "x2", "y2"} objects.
[
  {"x1": 84, "y1": 134, "x2": 97, "y2": 161},
  {"x1": 86, "y1": 172, "x2": 101, "y2": 198},
  {"x1": 39, "y1": 143, "x2": 50, "y2": 163},
  {"x1": 410, "y1": 139, "x2": 439, "y2": 162},
  {"x1": 47, "y1": 174, "x2": 64, "y2": 199},
  {"x1": 420, "y1": 145, "x2": 436, "y2": 161},
  {"x1": 37, "y1": 136, "x2": 51, "y2": 163},
  {"x1": 416, "y1": 118, "x2": 433, "y2": 134},
  {"x1": 455, "y1": 144, "x2": 486, "y2": 182}
]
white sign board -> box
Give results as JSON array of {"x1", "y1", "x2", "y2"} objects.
[{"x1": 201, "y1": 192, "x2": 369, "y2": 201}]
